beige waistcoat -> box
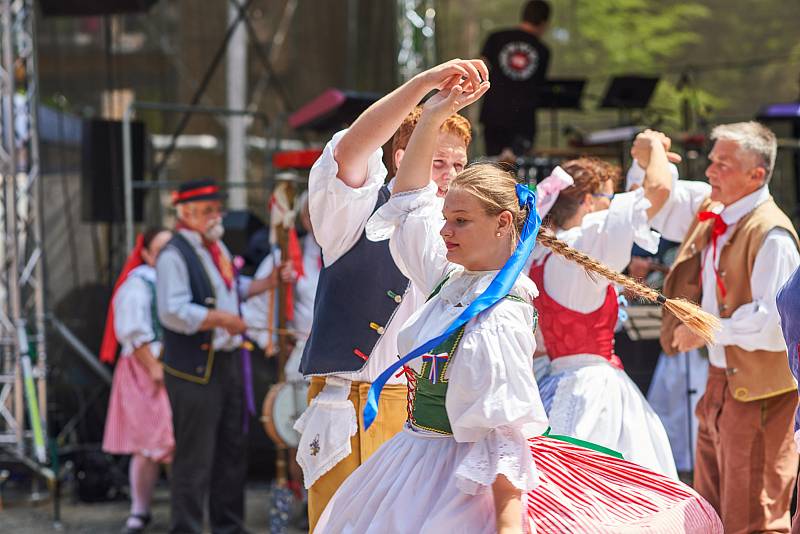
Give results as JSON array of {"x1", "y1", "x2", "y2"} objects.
[{"x1": 661, "y1": 196, "x2": 799, "y2": 402}]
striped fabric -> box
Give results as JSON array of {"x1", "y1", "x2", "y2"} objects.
[
  {"x1": 527, "y1": 437, "x2": 723, "y2": 533},
  {"x1": 102, "y1": 355, "x2": 174, "y2": 462}
]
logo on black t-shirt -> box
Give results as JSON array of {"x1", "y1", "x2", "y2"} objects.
[{"x1": 498, "y1": 41, "x2": 539, "y2": 81}]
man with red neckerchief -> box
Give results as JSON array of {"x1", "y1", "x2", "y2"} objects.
[
  {"x1": 654, "y1": 123, "x2": 800, "y2": 533},
  {"x1": 156, "y1": 179, "x2": 275, "y2": 534}
]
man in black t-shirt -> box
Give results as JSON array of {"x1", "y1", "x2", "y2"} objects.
[{"x1": 480, "y1": 0, "x2": 551, "y2": 156}]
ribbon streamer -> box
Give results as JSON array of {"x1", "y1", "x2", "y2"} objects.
[
  {"x1": 422, "y1": 353, "x2": 450, "y2": 384},
  {"x1": 233, "y1": 256, "x2": 257, "y2": 433},
  {"x1": 363, "y1": 184, "x2": 542, "y2": 430}
]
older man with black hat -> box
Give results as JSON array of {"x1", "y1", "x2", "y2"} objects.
[{"x1": 156, "y1": 178, "x2": 274, "y2": 534}]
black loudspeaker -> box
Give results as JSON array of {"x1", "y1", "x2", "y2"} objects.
[
  {"x1": 41, "y1": 0, "x2": 159, "y2": 16},
  {"x1": 81, "y1": 118, "x2": 145, "y2": 223}
]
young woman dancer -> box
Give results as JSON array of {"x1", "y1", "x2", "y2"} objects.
[
  {"x1": 529, "y1": 134, "x2": 680, "y2": 478},
  {"x1": 101, "y1": 228, "x2": 174, "y2": 533},
  {"x1": 313, "y1": 78, "x2": 721, "y2": 533}
]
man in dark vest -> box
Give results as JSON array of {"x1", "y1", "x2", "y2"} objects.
[
  {"x1": 156, "y1": 179, "x2": 274, "y2": 534},
  {"x1": 298, "y1": 59, "x2": 485, "y2": 531}
]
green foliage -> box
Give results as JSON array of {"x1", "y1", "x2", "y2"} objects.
[{"x1": 557, "y1": 1, "x2": 710, "y2": 74}]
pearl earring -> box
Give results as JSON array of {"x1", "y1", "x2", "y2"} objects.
[{"x1": 496, "y1": 232, "x2": 502, "y2": 237}]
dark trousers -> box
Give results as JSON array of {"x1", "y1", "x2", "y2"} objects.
[
  {"x1": 165, "y1": 350, "x2": 248, "y2": 534},
  {"x1": 483, "y1": 123, "x2": 536, "y2": 156}
]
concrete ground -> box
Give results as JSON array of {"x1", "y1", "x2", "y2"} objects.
[{"x1": 1, "y1": 483, "x2": 307, "y2": 534}]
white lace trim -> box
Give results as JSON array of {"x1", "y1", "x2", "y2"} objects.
[
  {"x1": 293, "y1": 393, "x2": 358, "y2": 489},
  {"x1": 547, "y1": 371, "x2": 580, "y2": 435},
  {"x1": 454, "y1": 425, "x2": 540, "y2": 495},
  {"x1": 437, "y1": 270, "x2": 537, "y2": 309}
]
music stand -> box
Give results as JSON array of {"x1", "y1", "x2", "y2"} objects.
[
  {"x1": 601, "y1": 76, "x2": 659, "y2": 111},
  {"x1": 599, "y1": 76, "x2": 659, "y2": 165},
  {"x1": 537, "y1": 78, "x2": 586, "y2": 147}
]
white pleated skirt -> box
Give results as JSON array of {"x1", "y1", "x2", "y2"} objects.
[
  {"x1": 316, "y1": 424, "x2": 721, "y2": 533},
  {"x1": 537, "y1": 354, "x2": 678, "y2": 479},
  {"x1": 316, "y1": 426, "x2": 498, "y2": 534}
]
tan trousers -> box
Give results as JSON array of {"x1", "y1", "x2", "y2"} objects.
[
  {"x1": 306, "y1": 377, "x2": 408, "y2": 533},
  {"x1": 695, "y1": 366, "x2": 798, "y2": 534}
]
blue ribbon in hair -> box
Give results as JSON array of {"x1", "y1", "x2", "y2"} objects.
[{"x1": 363, "y1": 183, "x2": 542, "y2": 430}]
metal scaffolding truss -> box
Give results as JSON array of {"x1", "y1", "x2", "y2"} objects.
[{"x1": 0, "y1": 0, "x2": 49, "y2": 473}]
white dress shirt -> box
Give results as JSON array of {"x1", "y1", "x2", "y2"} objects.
[
  {"x1": 156, "y1": 229, "x2": 243, "y2": 351},
  {"x1": 651, "y1": 182, "x2": 800, "y2": 368},
  {"x1": 242, "y1": 235, "x2": 322, "y2": 351},
  {"x1": 307, "y1": 129, "x2": 428, "y2": 384},
  {"x1": 242, "y1": 250, "x2": 281, "y2": 352}
]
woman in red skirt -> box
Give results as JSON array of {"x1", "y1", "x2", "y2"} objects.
[{"x1": 101, "y1": 228, "x2": 174, "y2": 533}]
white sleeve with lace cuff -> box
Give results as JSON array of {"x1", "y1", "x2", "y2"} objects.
[{"x1": 455, "y1": 423, "x2": 544, "y2": 495}]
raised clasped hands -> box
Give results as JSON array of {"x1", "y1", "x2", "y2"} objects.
[
  {"x1": 418, "y1": 59, "x2": 491, "y2": 121},
  {"x1": 417, "y1": 58, "x2": 489, "y2": 93},
  {"x1": 631, "y1": 129, "x2": 683, "y2": 167}
]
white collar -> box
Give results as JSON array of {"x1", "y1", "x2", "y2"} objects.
[
  {"x1": 716, "y1": 186, "x2": 770, "y2": 226},
  {"x1": 438, "y1": 269, "x2": 498, "y2": 307},
  {"x1": 436, "y1": 268, "x2": 537, "y2": 307}
]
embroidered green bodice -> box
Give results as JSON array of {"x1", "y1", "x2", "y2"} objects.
[
  {"x1": 406, "y1": 326, "x2": 465, "y2": 435},
  {"x1": 404, "y1": 273, "x2": 529, "y2": 435}
]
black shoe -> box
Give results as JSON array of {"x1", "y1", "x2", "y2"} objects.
[{"x1": 121, "y1": 513, "x2": 152, "y2": 534}]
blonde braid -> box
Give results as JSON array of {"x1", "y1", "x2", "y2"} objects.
[{"x1": 535, "y1": 229, "x2": 720, "y2": 344}]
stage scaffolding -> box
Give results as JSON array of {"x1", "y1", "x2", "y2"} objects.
[{"x1": 0, "y1": 0, "x2": 51, "y2": 481}]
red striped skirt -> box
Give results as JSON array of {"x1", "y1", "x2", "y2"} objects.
[
  {"x1": 527, "y1": 436, "x2": 722, "y2": 533},
  {"x1": 102, "y1": 355, "x2": 174, "y2": 462}
]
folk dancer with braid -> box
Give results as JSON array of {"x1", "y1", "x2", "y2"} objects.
[
  {"x1": 656, "y1": 122, "x2": 800, "y2": 534},
  {"x1": 296, "y1": 58, "x2": 486, "y2": 531},
  {"x1": 528, "y1": 131, "x2": 679, "y2": 478},
  {"x1": 315, "y1": 75, "x2": 722, "y2": 534},
  {"x1": 101, "y1": 228, "x2": 173, "y2": 534},
  {"x1": 156, "y1": 179, "x2": 276, "y2": 534}
]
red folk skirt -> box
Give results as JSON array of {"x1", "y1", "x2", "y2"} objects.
[{"x1": 102, "y1": 355, "x2": 174, "y2": 462}]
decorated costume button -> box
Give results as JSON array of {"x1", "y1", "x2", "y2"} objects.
[
  {"x1": 734, "y1": 387, "x2": 748, "y2": 399},
  {"x1": 387, "y1": 290, "x2": 403, "y2": 304},
  {"x1": 369, "y1": 322, "x2": 385, "y2": 335}
]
